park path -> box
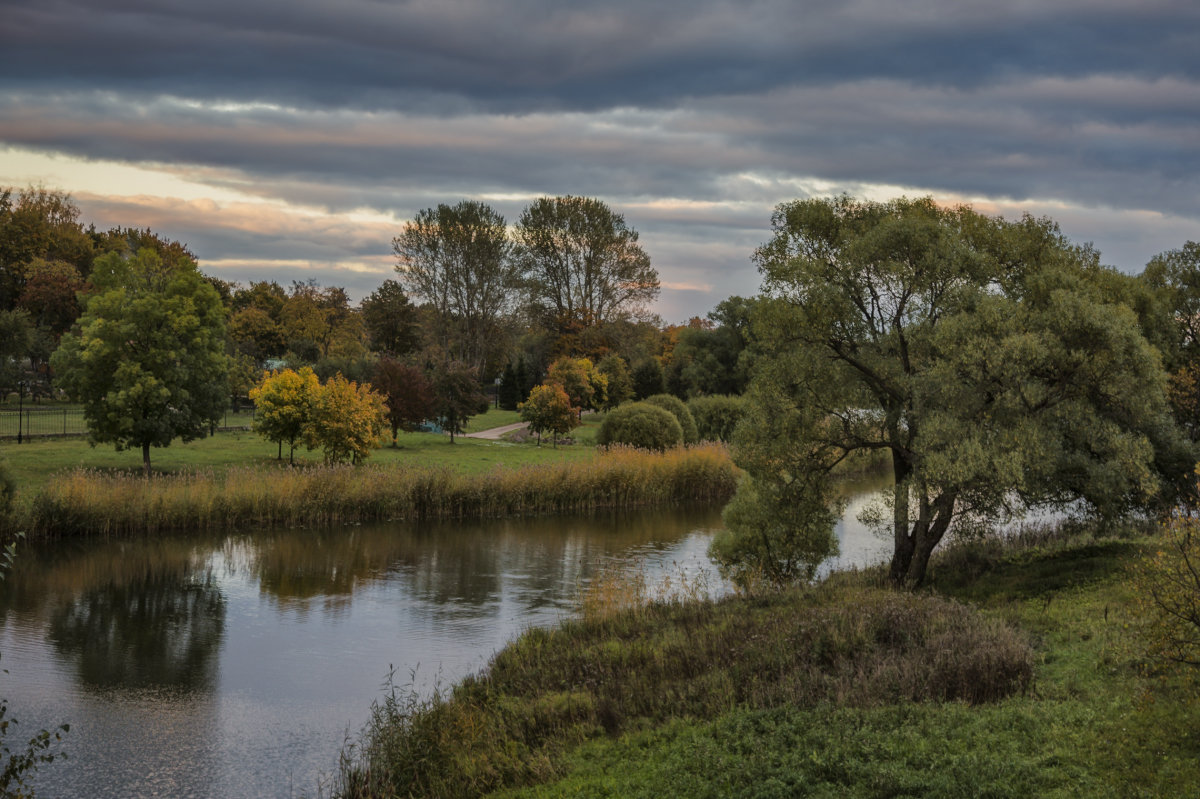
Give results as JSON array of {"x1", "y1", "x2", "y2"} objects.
[{"x1": 463, "y1": 422, "x2": 528, "y2": 440}]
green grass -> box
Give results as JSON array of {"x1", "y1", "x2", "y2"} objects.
[
  {"x1": 0, "y1": 421, "x2": 594, "y2": 496},
  {"x1": 334, "y1": 524, "x2": 1200, "y2": 799}
]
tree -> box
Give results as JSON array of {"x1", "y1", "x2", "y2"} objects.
[
  {"x1": 631, "y1": 358, "x2": 665, "y2": 400},
  {"x1": 279, "y1": 281, "x2": 363, "y2": 361},
  {"x1": 0, "y1": 187, "x2": 93, "y2": 309},
  {"x1": 546, "y1": 356, "x2": 607, "y2": 416},
  {"x1": 305, "y1": 374, "x2": 386, "y2": 464},
  {"x1": 393, "y1": 201, "x2": 520, "y2": 376},
  {"x1": 52, "y1": 248, "x2": 229, "y2": 475},
  {"x1": 717, "y1": 196, "x2": 1190, "y2": 588},
  {"x1": 665, "y1": 297, "x2": 755, "y2": 398},
  {"x1": 1141, "y1": 242, "x2": 1200, "y2": 436},
  {"x1": 249, "y1": 367, "x2": 321, "y2": 463},
  {"x1": 431, "y1": 362, "x2": 486, "y2": 443},
  {"x1": 373, "y1": 358, "x2": 435, "y2": 445},
  {"x1": 514, "y1": 196, "x2": 658, "y2": 341},
  {"x1": 361, "y1": 279, "x2": 422, "y2": 356},
  {"x1": 497, "y1": 361, "x2": 522, "y2": 411},
  {"x1": 596, "y1": 354, "x2": 634, "y2": 410},
  {"x1": 229, "y1": 307, "x2": 285, "y2": 363},
  {"x1": 520, "y1": 383, "x2": 578, "y2": 447}
]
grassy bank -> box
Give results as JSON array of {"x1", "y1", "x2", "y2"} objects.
[
  {"x1": 333, "y1": 523, "x2": 1200, "y2": 798},
  {"x1": 21, "y1": 443, "x2": 738, "y2": 538}
]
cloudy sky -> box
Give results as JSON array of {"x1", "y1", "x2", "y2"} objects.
[{"x1": 2, "y1": 0, "x2": 1197, "y2": 321}]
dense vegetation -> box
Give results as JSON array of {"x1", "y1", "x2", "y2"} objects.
[{"x1": 334, "y1": 520, "x2": 1200, "y2": 798}]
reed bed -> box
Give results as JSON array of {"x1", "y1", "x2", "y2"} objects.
[{"x1": 25, "y1": 443, "x2": 739, "y2": 538}]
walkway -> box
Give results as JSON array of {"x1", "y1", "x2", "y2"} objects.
[{"x1": 462, "y1": 421, "x2": 528, "y2": 440}]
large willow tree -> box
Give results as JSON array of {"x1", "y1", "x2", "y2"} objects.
[{"x1": 712, "y1": 196, "x2": 1191, "y2": 588}]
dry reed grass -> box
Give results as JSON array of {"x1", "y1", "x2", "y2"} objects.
[{"x1": 26, "y1": 443, "x2": 739, "y2": 538}]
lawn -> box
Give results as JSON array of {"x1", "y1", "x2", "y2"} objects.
[{"x1": 0, "y1": 406, "x2": 601, "y2": 497}]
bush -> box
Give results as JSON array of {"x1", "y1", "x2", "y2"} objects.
[
  {"x1": 687, "y1": 395, "x2": 746, "y2": 442},
  {"x1": 643, "y1": 394, "x2": 698, "y2": 444},
  {"x1": 596, "y1": 403, "x2": 683, "y2": 450},
  {"x1": 1134, "y1": 509, "x2": 1200, "y2": 672}
]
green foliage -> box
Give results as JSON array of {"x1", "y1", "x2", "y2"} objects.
[
  {"x1": 432, "y1": 362, "x2": 487, "y2": 443},
  {"x1": 596, "y1": 402, "x2": 683, "y2": 450},
  {"x1": 1133, "y1": 507, "x2": 1200, "y2": 672},
  {"x1": 687, "y1": 394, "x2": 746, "y2": 443},
  {"x1": 736, "y1": 195, "x2": 1191, "y2": 588},
  {"x1": 545, "y1": 356, "x2": 606, "y2": 414},
  {"x1": 643, "y1": 393, "x2": 698, "y2": 444},
  {"x1": 520, "y1": 383, "x2": 579, "y2": 447},
  {"x1": 631, "y1": 359, "x2": 664, "y2": 400},
  {"x1": 393, "y1": 201, "x2": 518, "y2": 375},
  {"x1": 498, "y1": 362, "x2": 522, "y2": 410},
  {"x1": 250, "y1": 367, "x2": 321, "y2": 463},
  {"x1": 595, "y1": 354, "x2": 633, "y2": 410},
  {"x1": 361, "y1": 279, "x2": 421, "y2": 356},
  {"x1": 514, "y1": 196, "x2": 659, "y2": 338},
  {"x1": 51, "y1": 247, "x2": 230, "y2": 475},
  {"x1": 664, "y1": 297, "x2": 755, "y2": 398}
]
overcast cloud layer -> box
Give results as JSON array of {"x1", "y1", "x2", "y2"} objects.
[{"x1": 2, "y1": 0, "x2": 1197, "y2": 319}]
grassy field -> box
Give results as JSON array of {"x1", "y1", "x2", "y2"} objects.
[
  {"x1": 0, "y1": 408, "x2": 593, "y2": 495},
  {"x1": 334, "y1": 523, "x2": 1200, "y2": 798}
]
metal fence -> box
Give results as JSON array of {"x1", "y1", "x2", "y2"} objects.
[{"x1": 0, "y1": 407, "x2": 257, "y2": 442}]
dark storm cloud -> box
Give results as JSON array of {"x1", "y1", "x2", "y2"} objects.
[
  {"x1": 3, "y1": 0, "x2": 1198, "y2": 318},
  {"x1": 3, "y1": 1, "x2": 1198, "y2": 112}
]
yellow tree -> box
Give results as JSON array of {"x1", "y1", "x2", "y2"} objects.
[
  {"x1": 546, "y1": 356, "x2": 607, "y2": 417},
  {"x1": 305, "y1": 373, "x2": 386, "y2": 464},
  {"x1": 249, "y1": 367, "x2": 321, "y2": 464},
  {"x1": 520, "y1": 383, "x2": 578, "y2": 447}
]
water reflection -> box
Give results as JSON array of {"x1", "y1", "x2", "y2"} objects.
[
  {"x1": 0, "y1": 496, "x2": 883, "y2": 799},
  {"x1": 47, "y1": 571, "x2": 225, "y2": 689}
]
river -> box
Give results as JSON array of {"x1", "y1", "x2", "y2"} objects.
[{"x1": 0, "y1": 477, "x2": 891, "y2": 798}]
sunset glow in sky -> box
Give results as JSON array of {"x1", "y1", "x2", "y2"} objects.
[{"x1": 2, "y1": 1, "x2": 1197, "y2": 321}]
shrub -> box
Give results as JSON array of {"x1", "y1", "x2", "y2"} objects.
[
  {"x1": 644, "y1": 394, "x2": 699, "y2": 444},
  {"x1": 687, "y1": 394, "x2": 746, "y2": 442},
  {"x1": 596, "y1": 403, "x2": 683, "y2": 450},
  {"x1": 1134, "y1": 509, "x2": 1200, "y2": 672},
  {"x1": 0, "y1": 458, "x2": 15, "y2": 516}
]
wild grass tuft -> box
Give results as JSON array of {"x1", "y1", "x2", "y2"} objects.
[
  {"x1": 25, "y1": 443, "x2": 739, "y2": 538},
  {"x1": 334, "y1": 583, "x2": 1033, "y2": 798}
]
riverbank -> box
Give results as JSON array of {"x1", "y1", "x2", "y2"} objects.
[
  {"x1": 334, "y1": 521, "x2": 1200, "y2": 798},
  {"x1": 18, "y1": 443, "x2": 739, "y2": 538}
]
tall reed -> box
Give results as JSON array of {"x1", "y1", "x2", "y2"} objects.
[{"x1": 26, "y1": 444, "x2": 739, "y2": 538}]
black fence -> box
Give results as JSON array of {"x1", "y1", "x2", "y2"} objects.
[{"x1": 0, "y1": 407, "x2": 257, "y2": 442}]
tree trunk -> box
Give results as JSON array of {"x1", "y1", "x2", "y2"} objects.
[
  {"x1": 142, "y1": 443, "x2": 152, "y2": 477},
  {"x1": 889, "y1": 453, "x2": 914, "y2": 584}
]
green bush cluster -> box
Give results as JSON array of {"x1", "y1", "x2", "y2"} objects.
[
  {"x1": 643, "y1": 394, "x2": 699, "y2": 444},
  {"x1": 595, "y1": 403, "x2": 683, "y2": 450},
  {"x1": 686, "y1": 394, "x2": 746, "y2": 442}
]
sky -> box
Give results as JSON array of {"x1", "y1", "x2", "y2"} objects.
[{"x1": 1, "y1": 0, "x2": 1197, "y2": 323}]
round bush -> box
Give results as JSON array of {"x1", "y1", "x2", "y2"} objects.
[
  {"x1": 644, "y1": 394, "x2": 699, "y2": 444},
  {"x1": 596, "y1": 403, "x2": 683, "y2": 450},
  {"x1": 687, "y1": 394, "x2": 747, "y2": 443}
]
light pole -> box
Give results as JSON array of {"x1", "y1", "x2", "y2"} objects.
[{"x1": 16, "y1": 380, "x2": 26, "y2": 445}]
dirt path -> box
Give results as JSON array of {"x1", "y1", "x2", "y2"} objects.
[{"x1": 462, "y1": 422, "x2": 528, "y2": 440}]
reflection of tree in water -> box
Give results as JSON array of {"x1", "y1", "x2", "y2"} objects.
[
  {"x1": 47, "y1": 570, "x2": 225, "y2": 690},
  {"x1": 245, "y1": 506, "x2": 721, "y2": 616}
]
